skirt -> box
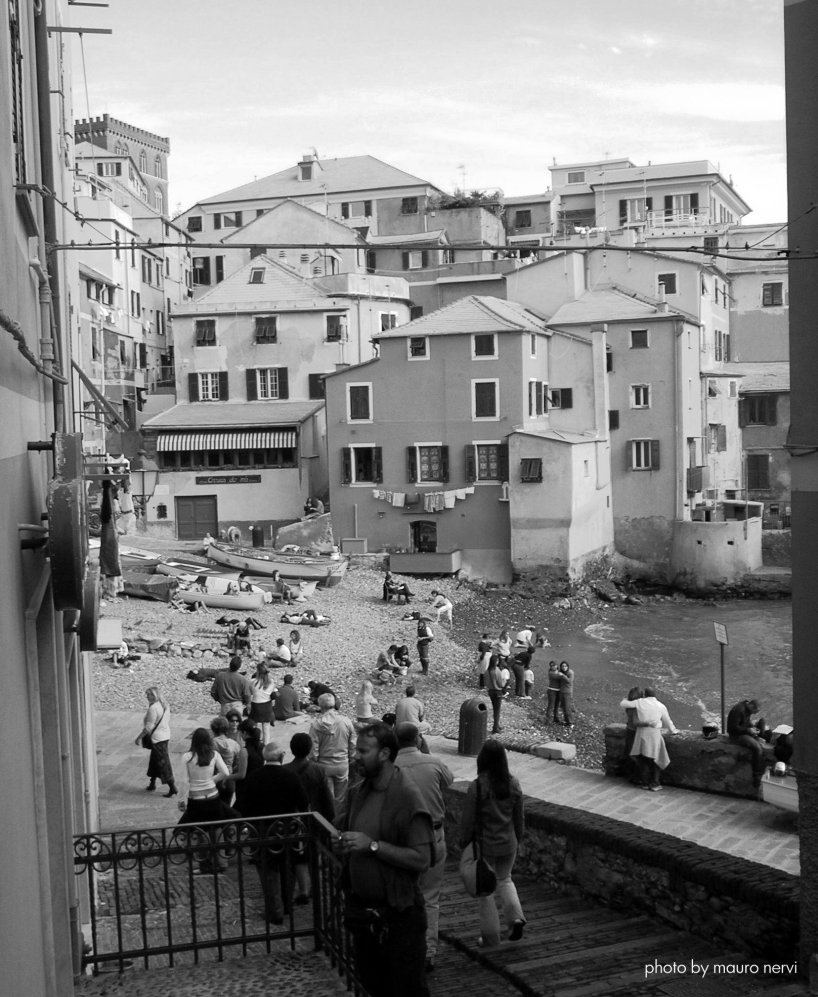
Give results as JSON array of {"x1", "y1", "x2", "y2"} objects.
[
  {"x1": 249, "y1": 701, "x2": 274, "y2": 723},
  {"x1": 146, "y1": 740, "x2": 174, "y2": 785}
]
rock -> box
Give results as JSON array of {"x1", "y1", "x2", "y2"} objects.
[{"x1": 591, "y1": 579, "x2": 621, "y2": 603}]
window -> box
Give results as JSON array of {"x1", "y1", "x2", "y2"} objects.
[
  {"x1": 249, "y1": 268, "x2": 265, "y2": 284},
  {"x1": 609, "y1": 410, "x2": 620, "y2": 430},
  {"x1": 139, "y1": 150, "x2": 148, "y2": 173},
  {"x1": 442, "y1": 248, "x2": 455, "y2": 265},
  {"x1": 708, "y1": 379, "x2": 719, "y2": 398},
  {"x1": 247, "y1": 367, "x2": 288, "y2": 400},
  {"x1": 308, "y1": 373, "x2": 326, "y2": 399},
  {"x1": 365, "y1": 250, "x2": 377, "y2": 274},
  {"x1": 729, "y1": 381, "x2": 738, "y2": 398},
  {"x1": 566, "y1": 170, "x2": 586, "y2": 184},
  {"x1": 549, "y1": 388, "x2": 573, "y2": 409},
  {"x1": 762, "y1": 282, "x2": 784, "y2": 307},
  {"x1": 606, "y1": 346, "x2": 613, "y2": 372},
  {"x1": 472, "y1": 333, "x2": 497, "y2": 359},
  {"x1": 195, "y1": 319, "x2": 216, "y2": 346},
  {"x1": 403, "y1": 250, "x2": 428, "y2": 270},
  {"x1": 630, "y1": 384, "x2": 650, "y2": 409},
  {"x1": 187, "y1": 215, "x2": 202, "y2": 232},
  {"x1": 630, "y1": 329, "x2": 648, "y2": 349},
  {"x1": 704, "y1": 235, "x2": 719, "y2": 255},
  {"x1": 619, "y1": 197, "x2": 652, "y2": 225},
  {"x1": 215, "y1": 256, "x2": 225, "y2": 283},
  {"x1": 408, "y1": 337, "x2": 428, "y2": 360},
  {"x1": 740, "y1": 394, "x2": 777, "y2": 426},
  {"x1": 747, "y1": 453, "x2": 771, "y2": 490},
  {"x1": 407, "y1": 445, "x2": 449, "y2": 483},
  {"x1": 514, "y1": 209, "x2": 532, "y2": 228},
  {"x1": 409, "y1": 305, "x2": 424, "y2": 320},
  {"x1": 473, "y1": 379, "x2": 499, "y2": 419},
  {"x1": 254, "y1": 315, "x2": 277, "y2": 343},
  {"x1": 130, "y1": 290, "x2": 141, "y2": 317},
  {"x1": 341, "y1": 200, "x2": 372, "y2": 218},
  {"x1": 195, "y1": 371, "x2": 224, "y2": 401},
  {"x1": 708, "y1": 424, "x2": 727, "y2": 452},
  {"x1": 214, "y1": 211, "x2": 242, "y2": 229},
  {"x1": 326, "y1": 315, "x2": 346, "y2": 341},
  {"x1": 154, "y1": 154, "x2": 162, "y2": 178},
  {"x1": 658, "y1": 272, "x2": 678, "y2": 295},
  {"x1": 342, "y1": 446, "x2": 383, "y2": 484},
  {"x1": 530, "y1": 334, "x2": 537, "y2": 357},
  {"x1": 348, "y1": 383, "x2": 372, "y2": 422},
  {"x1": 97, "y1": 162, "x2": 122, "y2": 178},
  {"x1": 520, "y1": 458, "x2": 543, "y2": 482},
  {"x1": 465, "y1": 443, "x2": 508, "y2": 482},
  {"x1": 528, "y1": 380, "x2": 545, "y2": 417},
  {"x1": 401, "y1": 197, "x2": 419, "y2": 214},
  {"x1": 380, "y1": 312, "x2": 397, "y2": 331},
  {"x1": 193, "y1": 257, "x2": 211, "y2": 286},
  {"x1": 629, "y1": 439, "x2": 660, "y2": 470},
  {"x1": 154, "y1": 189, "x2": 163, "y2": 213}
]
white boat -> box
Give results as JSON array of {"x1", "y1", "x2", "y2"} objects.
[
  {"x1": 205, "y1": 540, "x2": 348, "y2": 587},
  {"x1": 175, "y1": 589, "x2": 266, "y2": 612}
]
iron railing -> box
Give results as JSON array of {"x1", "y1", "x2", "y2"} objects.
[{"x1": 74, "y1": 812, "x2": 363, "y2": 991}]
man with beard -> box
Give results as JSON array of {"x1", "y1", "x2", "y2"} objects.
[{"x1": 335, "y1": 722, "x2": 434, "y2": 997}]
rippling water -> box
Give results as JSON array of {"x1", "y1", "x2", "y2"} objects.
[{"x1": 538, "y1": 599, "x2": 792, "y2": 730}]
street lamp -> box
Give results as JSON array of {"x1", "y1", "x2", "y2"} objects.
[{"x1": 129, "y1": 449, "x2": 159, "y2": 529}]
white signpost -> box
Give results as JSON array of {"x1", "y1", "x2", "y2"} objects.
[{"x1": 713, "y1": 622, "x2": 729, "y2": 731}]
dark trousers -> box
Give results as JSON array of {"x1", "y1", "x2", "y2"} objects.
[
  {"x1": 511, "y1": 659, "x2": 526, "y2": 697},
  {"x1": 255, "y1": 848, "x2": 287, "y2": 923},
  {"x1": 730, "y1": 734, "x2": 766, "y2": 784},
  {"x1": 417, "y1": 642, "x2": 430, "y2": 674},
  {"x1": 488, "y1": 690, "x2": 503, "y2": 733},
  {"x1": 546, "y1": 688, "x2": 560, "y2": 720},
  {"x1": 350, "y1": 902, "x2": 428, "y2": 997}
]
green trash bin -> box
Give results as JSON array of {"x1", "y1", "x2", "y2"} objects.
[{"x1": 458, "y1": 697, "x2": 489, "y2": 756}]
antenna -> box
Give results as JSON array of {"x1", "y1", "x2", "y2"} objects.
[{"x1": 457, "y1": 164, "x2": 466, "y2": 192}]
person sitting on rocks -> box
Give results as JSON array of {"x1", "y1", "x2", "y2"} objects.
[
  {"x1": 227, "y1": 621, "x2": 252, "y2": 654},
  {"x1": 287, "y1": 629, "x2": 303, "y2": 664},
  {"x1": 372, "y1": 645, "x2": 400, "y2": 685},
  {"x1": 266, "y1": 637, "x2": 292, "y2": 668},
  {"x1": 727, "y1": 698, "x2": 769, "y2": 789},
  {"x1": 306, "y1": 679, "x2": 339, "y2": 711}
]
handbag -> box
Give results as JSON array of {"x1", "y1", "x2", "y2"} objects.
[
  {"x1": 140, "y1": 707, "x2": 166, "y2": 750},
  {"x1": 459, "y1": 779, "x2": 497, "y2": 898}
]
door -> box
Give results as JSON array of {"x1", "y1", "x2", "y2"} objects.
[
  {"x1": 176, "y1": 495, "x2": 218, "y2": 540},
  {"x1": 410, "y1": 520, "x2": 437, "y2": 553}
]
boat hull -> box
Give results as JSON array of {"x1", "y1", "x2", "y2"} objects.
[
  {"x1": 206, "y1": 541, "x2": 348, "y2": 585},
  {"x1": 176, "y1": 589, "x2": 266, "y2": 612}
]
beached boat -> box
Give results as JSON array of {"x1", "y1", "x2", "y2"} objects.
[
  {"x1": 761, "y1": 769, "x2": 798, "y2": 814},
  {"x1": 175, "y1": 588, "x2": 266, "y2": 612},
  {"x1": 205, "y1": 540, "x2": 348, "y2": 587},
  {"x1": 243, "y1": 576, "x2": 318, "y2": 599}
]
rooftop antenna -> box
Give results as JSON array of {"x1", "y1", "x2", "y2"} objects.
[{"x1": 457, "y1": 163, "x2": 466, "y2": 193}]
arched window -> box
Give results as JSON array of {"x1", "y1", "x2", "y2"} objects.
[
  {"x1": 154, "y1": 154, "x2": 162, "y2": 178},
  {"x1": 139, "y1": 150, "x2": 148, "y2": 173},
  {"x1": 154, "y1": 188, "x2": 164, "y2": 214}
]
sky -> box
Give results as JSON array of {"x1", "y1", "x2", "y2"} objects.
[{"x1": 69, "y1": 0, "x2": 787, "y2": 223}]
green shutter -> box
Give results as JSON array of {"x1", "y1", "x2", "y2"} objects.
[
  {"x1": 619, "y1": 199, "x2": 627, "y2": 225},
  {"x1": 650, "y1": 439, "x2": 661, "y2": 470},
  {"x1": 498, "y1": 444, "x2": 509, "y2": 480},
  {"x1": 561, "y1": 388, "x2": 573, "y2": 409},
  {"x1": 402, "y1": 252, "x2": 409, "y2": 270},
  {"x1": 406, "y1": 446, "x2": 416, "y2": 483},
  {"x1": 278, "y1": 367, "x2": 289, "y2": 399},
  {"x1": 738, "y1": 399, "x2": 748, "y2": 427},
  {"x1": 626, "y1": 442, "x2": 633, "y2": 470},
  {"x1": 246, "y1": 369, "x2": 258, "y2": 401},
  {"x1": 465, "y1": 445, "x2": 476, "y2": 482},
  {"x1": 440, "y1": 446, "x2": 449, "y2": 483},
  {"x1": 188, "y1": 372, "x2": 199, "y2": 401},
  {"x1": 342, "y1": 448, "x2": 352, "y2": 484},
  {"x1": 218, "y1": 371, "x2": 229, "y2": 400},
  {"x1": 373, "y1": 447, "x2": 383, "y2": 483},
  {"x1": 766, "y1": 396, "x2": 777, "y2": 426},
  {"x1": 717, "y1": 425, "x2": 727, "y2": 452}
]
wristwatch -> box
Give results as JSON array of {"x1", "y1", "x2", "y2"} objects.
[{"x1": 369, "y1": 839, "x2": 380, "y2": 855}]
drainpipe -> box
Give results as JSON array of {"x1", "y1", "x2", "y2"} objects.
[
  {"x1": 34, "y1": 1, "x2": 66, "y2": 432},
  {"x1": 673, "y1": 318, "x2": 686, "y2": 519}
]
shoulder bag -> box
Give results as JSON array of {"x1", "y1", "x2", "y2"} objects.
[
  {"x1": 141, "y1": 707, "x2": 166, "y2": 749},
  {"x1": 459, "y1": 778, "x2": 497, "y2": 897}
]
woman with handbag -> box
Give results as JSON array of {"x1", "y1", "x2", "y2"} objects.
[
  {"x1": 135, "y1": 686, "x2": 177, "y2": 797},
  {"x1": 459, "y1": 739, "x2": 526, "y2": 947}
]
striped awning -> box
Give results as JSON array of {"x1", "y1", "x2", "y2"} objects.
[{"x1": 157, "y1": 430, "x2": 297, "y2": 452}]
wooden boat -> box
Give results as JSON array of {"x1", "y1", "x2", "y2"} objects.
[
  {"x1": 175, "y1": 588, "x2": 266, "y2": 612},
  {"x1": 243, "y1": 576, "x2": 318, "y2": 599},
  {"x1": 205, "y1": 540, "x2": 348, "y2": 587},
  {"x1": 155, "y1": 557, "x2": 234, "y2": 579}
]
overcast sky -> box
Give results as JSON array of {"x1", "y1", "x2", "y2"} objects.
[{"x1": 69, "y1": 0, "x2": 787, "y2": 223}]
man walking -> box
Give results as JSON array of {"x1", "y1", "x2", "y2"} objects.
[
  {"x1": 310, "y1": 692, "x2": 356, "y2": 808},
  {"x1": 336, "y1": 722, "x2": 434, "y2": 997},
  {"x1": 416, "y1": 617, "x2": 434, "y2": 675},
  {"x1": 395, "y1": 722, "x2": 453, "y2": 974},
  {"x1": 239, "y1": 741, "x2": 309, "y2": 924},
  {"x1": 210, "y1": 656, "x2": 253, "y2": 716}
]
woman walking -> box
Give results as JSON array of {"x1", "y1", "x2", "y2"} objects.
[
  {"x1": 177, "y1": 727, "x2": 238, "y2": 873},
  {"x1": 459, "y1": 739, "x2": 526, "y2": 947},
  {"x1": 135, "y1": 686, "x2": 177, "y2": 797},
  {"x1": 484, "y1": 655, "x2": 506, "y2": 734},
  {"x1": 249, "y1": 661, "x2": 277, "y2": 743}
]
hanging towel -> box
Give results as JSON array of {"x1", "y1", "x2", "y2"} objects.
[
  {"x1": 465, "y1": 486, "x2": 476, "y2": 495},
  {"x1": 392, "y1": 492, "x2": 405, "y2": 507},
  {"x1": 455, "y1": 489, "x2": 468, "y2": 501},
  {"x1": 443, "y1": 492, "x2": 456, "y2": 509},
  {"x1": 424, "y1": 493, "x2": 434, "y2": 512}
]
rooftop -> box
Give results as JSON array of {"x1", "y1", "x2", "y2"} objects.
[
  {"x1": 374, "y1": 294, "x2": 549, "y2": 339},
  {"x1": 142, "y1": 400, "x2": 323, "y2": 430}
]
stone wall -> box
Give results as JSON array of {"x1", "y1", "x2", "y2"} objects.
[
  {"x1": 443, "y1": 782, "x2": 798, "y2": 963},
  {"x1": 603, "y1": 724, "x2": 775, "y2": 799}
]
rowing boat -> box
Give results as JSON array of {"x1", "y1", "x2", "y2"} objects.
[{"x1": 205, "y1": 540, "x2": 348, "y2": 587}]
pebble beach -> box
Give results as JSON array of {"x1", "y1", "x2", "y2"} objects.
[{"x1": 93, "y1": 538, "x2": 609, "y2": 768}]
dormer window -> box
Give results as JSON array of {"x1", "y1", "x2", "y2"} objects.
[
  {"x1": 249, "y1": 268, "x2": 265, "y2": 284},
  {"x1": 300, "y1": 163, "x2": 312, "y2": 181}
]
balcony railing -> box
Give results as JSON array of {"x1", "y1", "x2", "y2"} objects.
[
  {"x1": 73, "y1": 812, "x2": 363, "y2": 990},
  {"x1": 646, "y1": 210, "x2": 712, "y2": 228}
]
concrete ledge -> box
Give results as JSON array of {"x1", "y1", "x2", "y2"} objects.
[
  {"x1": 532, "y1": 741, "x2": 577, "y2": 762},
  {"x1": 604, "y1": 723, "x2": 775, "y2": 799},
  {"x1": 444, "y1": 782, "x2": 798, "y2": 964}
]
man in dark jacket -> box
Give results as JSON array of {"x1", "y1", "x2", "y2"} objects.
[
  {"x1": 727, "y1": 698, "x2": 766, "y2": 787},
  {"x1": 285, "y1": 731, "x2": 335, "y2": 905},
  {"x1": 336, "y1": 722, "x2": 433, "y2": 997},
  {"x1": 240, "y1": 741, "x2": 309, "y2": 924}
]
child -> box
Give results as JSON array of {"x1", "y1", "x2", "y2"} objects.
[
  {"x1": 523, "y1": 665, "x2": 534, "y2": 700},
  {"x1": 355, "y1": 679, "x2": 378, "y2": 724}
]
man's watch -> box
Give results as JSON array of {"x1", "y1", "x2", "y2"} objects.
[{"x1": 369, "y1": 839, "x2": 380, "y2": 855}]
